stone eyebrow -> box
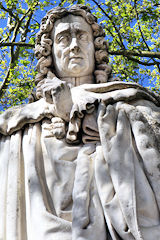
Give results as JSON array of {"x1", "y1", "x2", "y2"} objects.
[
  {"x1": 55, "y1": 29, "x2": 70, "y2": 40},
  {"x1": 55, "y1": 28, "x2": 88, "y2": 41},
  {"x1": 75, "y1": 29, "x2": 88, "y2": 34},
  {"x1": 72, "y1": 25, "x2": 89, "y2": 34}
]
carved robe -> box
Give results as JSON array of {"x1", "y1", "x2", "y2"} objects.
[{"x1": 0, "y1": 82, "x2": 160, "y2": 240}]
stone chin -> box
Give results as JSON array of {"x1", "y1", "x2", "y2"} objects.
[
  {"x1": 55, "y1": 61, "x2": 94, "y2": 78},
  {"x1": 67, "y1": 63, "x2": 91, "y2": 77}
]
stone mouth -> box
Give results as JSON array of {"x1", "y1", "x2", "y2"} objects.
[{"x1": 69, "y1": 56, "x2": 83, "y2": 60}]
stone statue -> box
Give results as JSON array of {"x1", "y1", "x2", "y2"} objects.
[{"x1": 0, "y1": 5, "x2": 160, "y2": 240}]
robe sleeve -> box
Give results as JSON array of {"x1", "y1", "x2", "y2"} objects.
[{"x1": 0, "y1": 98, "x2": 56, "y2": 135}]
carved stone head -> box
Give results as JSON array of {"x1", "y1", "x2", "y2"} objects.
[
  {"x1": 52, "y1": 14, "x2": 95, "y2": 78},
  {"x1": 34, "y1": 5, "x2": 112, "y2": 99}
]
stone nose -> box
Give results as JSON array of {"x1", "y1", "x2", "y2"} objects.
[{"x1": 70, "y1": 37, "x2": 80, "y2": 53}]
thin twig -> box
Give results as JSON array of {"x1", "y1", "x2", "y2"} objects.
[
  {"x1": 104, "y1": 26, "x2": 123, "y2": 47},
  {"x1": 134, "y1": 0, "x2": 160, "y2": 72},
  {"x1": 14, "y1": 12, "x2": 34, "y2": 60},
  {"x1": 0, "y1": 7, "x2": 35, "y2": 97},
  {"x1": 92, "y1": 0, "x2": 126, "y2": 49},
  {"x1": 134, "y1": 0, "x2": 150, "y2": 51},
  {"x1": 0, "y1": 45, "x2": 14, "y2": 95},
  {"x1": 0, "y1": 2, "x2": 19, "y2": 20},
  {"x1": 124, "y1": 56, "x2": 155, "y2": 66}
]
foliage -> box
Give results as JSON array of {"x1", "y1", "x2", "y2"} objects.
[
  {"x1": 0, "y1": 0, "x2": 57, "y2": 111},
  {"x1": 60, "y1": 0, "x2": 160, "y2": 92},
  {"x1": 0, "y1": 0, "x2": 160, "y2": 111}
]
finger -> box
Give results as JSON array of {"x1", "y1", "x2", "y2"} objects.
[
  {"x1": 52, "y1": 122, "x2": 65, "y2": 128},
  {"x1": 51, "y1": 117, "x2": 65, "y2": 124},
  {"x1": 37, "y1": 79, "x2": 45, "y2": 88},
  {"x1": 52, "y1": 128, "x2": 65, "y2": 139},
  {"x1": 44, "y1": 102, "x2": 55, "y2": 118},
  {"x1": 97, "y1": 101, "x2": 106, "y2": 119},
  {"x1": 47, "y1": 70, "x2": 55, "y2": 79}
]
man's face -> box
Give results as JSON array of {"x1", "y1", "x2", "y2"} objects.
[{"x1": 51, "y1": 15, "x2": 95, "y2": 78}]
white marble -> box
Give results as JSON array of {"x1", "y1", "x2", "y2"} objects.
[
  {"x1": 0, "y1": 4, "x2": 160, "y2": 240},
  {"x1": 52, "y1": 15, "x2": 95, "y2": 78}
]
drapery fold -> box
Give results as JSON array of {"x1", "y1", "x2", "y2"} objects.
[
  {"x1": 0, "y1": 131, "x2": 27, "y2": 240},
  {"x1": 0, "y1": 82, "x2": 160, "y2": 240},
  {"x1": 96, "y1": 101, "x2": 160, "y2": 240}
]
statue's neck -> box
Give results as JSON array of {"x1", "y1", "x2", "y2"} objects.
[{"x1": 60, "y1": 75, "x2": 94, "y2": 87}]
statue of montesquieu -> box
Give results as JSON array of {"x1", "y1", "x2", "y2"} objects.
[{"x1": 0, "y1": 5, "x2": 160, "y2": 240}]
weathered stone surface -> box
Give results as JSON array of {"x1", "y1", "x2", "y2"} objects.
[{"x1": 0, "y1": 5, "x2": 160, "y2": 240}]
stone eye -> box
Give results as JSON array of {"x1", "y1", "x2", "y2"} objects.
[
  {"x1": 78, "y1": 33, "x2": 88, "y2": 41},
  {"x1": 58, "y1": 35, "x2": 70, "y2": 45}
]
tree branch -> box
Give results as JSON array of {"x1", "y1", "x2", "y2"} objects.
[
  {"x1": 134, "y1": 0, "x2": 150, "y2": 51},
  {"x1": 14, "y1": 12, "x2": 34, "y2": 60},
  {"x1": 104, "y1": 26, "x2": 123, "y2": 47},
  {"x1": 0, "y1": 42, "x2": 34, "y2": 48},
  {"x1": 124, "y1": 56, "x2": 155, "y2": 66},
  {"x1": 0, "y1": 5, "x2": 37, "y2": 97},
  {"x1": 22, "y1": 12, "x2": 33, "y2": 42},
  {"x1": 0, "y1": 45, "x2": 14, "y2": 96},
  {"x1": 134, "y1": 0, "x2": 160, "y2": 72},
  {"x1": 0, "y1": 2, "x2": 19, "y2": 20},
  {"x1": 91, "y1": 0, "x2": 126, "y2": 49},
  {"x1": 108, "y1": 49, "x2": 160, "y2": 59}
]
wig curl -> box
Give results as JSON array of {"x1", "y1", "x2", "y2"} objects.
[{"x1": 34, "y1": 5, "x2": 113, "y2": 99}]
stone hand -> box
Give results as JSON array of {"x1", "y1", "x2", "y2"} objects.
[
  {"x1": 41, "y1": 72, "x2": 73, "y2": 122},
  {"x1": 51, "y1": 117, "x2": 66, "y2": 139}
]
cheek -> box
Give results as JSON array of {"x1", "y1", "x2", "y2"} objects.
[
  {"x1": 82, "y1": 42, "x2": 94, "y2": 59},
  {"x1": 56, "y1": 48, "x2": 70, "y2": 60},
  {"x1": 57, "y1": 50, "x2": 62, "y2": 58},
  {"x1": 53, "y1": 43, "x2": 62, "y2": 59},
  {"x1": 88, "y1": 42, "x2": 95, "y2": 56},
  {"x1": 62, "y1": 47, "x2": 70, "y2": 58},
  {"x1": 54, "y1": 48, "x2": 62, "y2": 59},
  {"x1": 87, "y1": 43, "x2": 95, "y2": 69}
]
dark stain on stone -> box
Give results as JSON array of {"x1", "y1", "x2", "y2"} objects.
[{"x1": 157, "y1": 163, "x2": 160, "y2": 171}]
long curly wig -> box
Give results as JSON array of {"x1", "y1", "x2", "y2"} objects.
[{"x1": 34, "y1": 4, "x2": 113, "y2": 99}]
